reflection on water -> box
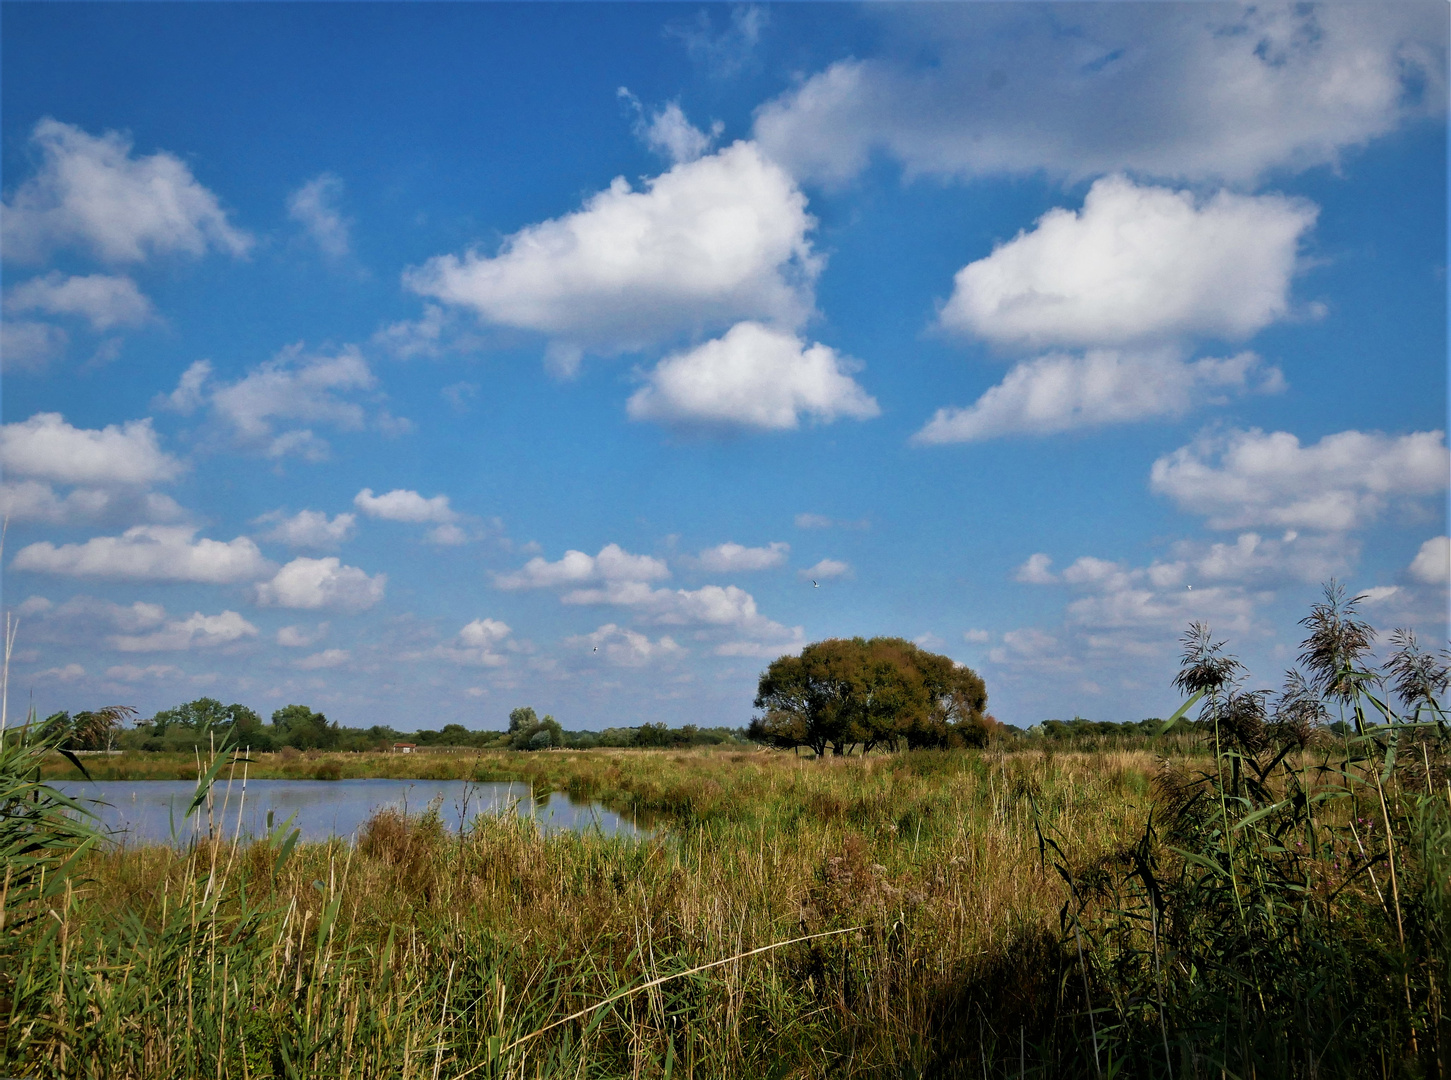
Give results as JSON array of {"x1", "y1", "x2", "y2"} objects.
[{"x1": 51, "y1": 779, "x2": 646, "y2": 845}]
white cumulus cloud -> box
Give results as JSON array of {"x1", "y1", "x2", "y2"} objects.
[
  {"x1": 627, "y1": 321, "x2": 878, "y2": 430},
  {"x1": 56, "y1": 597, "x2": 167, "y2": 633},
  {"x1": 277, "y1": 623, "x2": 328, "y2": 648},
  {"x1": 1150, "y1": 429, "x2": 1449, "y2": 532},
  {"x1": 110, "y1": 610, "x2": 259, "y2": 652},
  {"x1": 34, "y1": 663, "x2": 87, "y2": 683},
  {"x1": 1135, "y1": 531, "x2": 1356, "y2": 591},
  {"x1": 752, "y1": 5, "x2": 1445, "y2": 186},
  {"x1": 568, "y1": 623, "x2": 684, "y2": 667},
  {"x1": 12, "y1": 526, "x2": 269, "y2": 583},
  {"x1": 203, "y1": 347, "x2": 371, "y2": 448},
  {"x1": 0, "y1": 412, "x2": 183, "y2": 525},
  {"x1": 255, "y1": 509, "x2": 357, "y2": 550},
  {"x1": 697, "y1": 541, "x2": 788, "y2": 572},
  {"x1": 800, "y1": 558, "x2": 849, "y2": 581},
  {"x1": 372, "y1": 304, "x2": 451, "y2": 360},
  {"x1": 5, "y1": 273, "x2": 155, "y2": 331},
  {"x1": 106, "y1": 664, "x2": 184, "y2": 683},
  {"x1": 939, "y1": 176, "x2": 1316, "y2": 350},
  {"x1": 987, "y1": 628, "x2": 1078, "y2": 672},
  {"x1": 354, "y1": 488, "x2": 473, "y2": 545},
  {"x1": 621, "y1": 92, "x2": 722, "y2": 165},
  {"x1": 0, "y1": 479, "x2": 184, "y2": 528},
  {"x1": 287, "y1": 173, "x2": 351, "y2": 258},
  {"x1": 714, "y1": 627, "x2": 806, "y2": 659},
  {"x1": 1, "y1": 412, "x2": 181, "y2": 487},
  {"x1": 435, "y1": 618, "x2": 513, "y2": 667},
  {"x1": 668, "y1": 5, "x2": 768, "y2": 78},
  {"x1": 495, "y1": 544, "x2": 669, "y2": 590},
  {"x1": 296, "y1": 649, "x2": 350, "y2": 670},
  {"x1": 1063, "y1": 571, "x2": 1259, "y2": 636},
  {"x1": 913, "y1": 350, "x2": 1284, "y2": 444},
  {"x1": 354, "y1": 488, "x2": 457, "y2": 524},
  {"x1": 1, "y1": 118, "x2": 252, "y2": 263},
  {"x1": 1409, "y1": 536, "x2": 1450, "y2": 585},
  {"x1": 159, "y1": 345, "x2": 393, "y2": 460},
  {"x1": 1015, "y1": 554, "x2": 1057, "y2": 585},
  {"x1": 0, "y1": 320, "x2": 68, "y2": 373},
  {"x1": 460, "y1": 618, "x2": 511, "y2": 649},
  {"x1": 997, "y1": 529, "x2": 1365, "y2": 678},
  {"x1": 560, "y1": 581, "x2": 798, "y2": 643},
  {"x1": 254, "y1": 557, "x2": 386, "y2": 613},
  {"x1": 405, "y1": 141, "x2": 819, "y2": 370},
  {"x1": 644, "y1": 103, "x2": 719, "y2": 165}
]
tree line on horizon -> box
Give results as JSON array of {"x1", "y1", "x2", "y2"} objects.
[
  {"x1": 44, "y1": 636, "x2": 1205, "y2": 756},
  {"x1": 41, "y1": 699, "x2": 749, "y2": 754}
]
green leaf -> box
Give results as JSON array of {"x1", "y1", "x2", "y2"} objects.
[
  {"x1": 1170, "y1": 847, "x2": 1232, "y2": 879},
  {"x1": 1157, "y1": 689, "x2": 1204, "y2": 736},
  {"x1": 583, "y1": 998, "x2": 612, "y2": 1041},
  {"x1": 1233, "y1": 800, "x2": 1290, "y2": 833},
  {"x1": 316, "y1": 892, "x2": 343, "y2": 948},
  {"x1": 57, "y1": 747, "x2": 93, "y2": 782},
  {"x1": 1361, "y1": 689, "x2": 1395, "y2": 724},
  {"x1": 1380, "y1": 725, "x2": 1399, "y2": 785},
  {"x1": 185, "y1": 746, "x2": 239, "y2": 819},
  {"x1": 274, "y1": 828, "x2": 300, "y2": 878}
]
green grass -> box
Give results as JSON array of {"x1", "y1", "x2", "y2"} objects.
[
  {"x1": 9, "y1": 587, "x2": 1446, "y2": 1076},
  {"x1": 5, "y1": 732, "x2": 1446, "y2": 1077},
  {"x1": 7, "y1": 745, "x2": 1166, "y2": 1078}
]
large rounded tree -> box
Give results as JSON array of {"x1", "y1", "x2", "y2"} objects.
[{"x1": 749, "y1": 637, "x2": 988, "y2": 755}]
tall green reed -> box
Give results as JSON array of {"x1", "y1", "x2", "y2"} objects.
[{"x1": 1041, "y1": 585, "x2": 1449, "y2": 1078}]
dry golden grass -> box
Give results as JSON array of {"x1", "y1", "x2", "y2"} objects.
[
  {"x1": 14, "y1": 739, "x2": 1436, "y2": 1077},
  {"x1": 9, "y1": 746, "x2": 1179, "y2": 1078}
]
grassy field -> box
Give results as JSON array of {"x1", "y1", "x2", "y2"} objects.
[
  {"x1": 38, "y1": 738, "x2": 1198, "y2": 785},
  {"x1": 5, "y1": 730, "x2": 1448, "y2": 1078}
]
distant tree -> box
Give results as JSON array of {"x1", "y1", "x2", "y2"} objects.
[
  {"x1": 272, "y1": 704, "x2": 337, "y2": 750},
  {"x1": 749, "y1": 637, "x2": 988, "y2": 755},
  {"x1": 356, "y1": 724, "x2": 404, "y2": 752},
  {"x1": 584, "y1": 723, "x2": 744, "y2": 750},
  {"x1": 890, "y1": 642, "x2": 990, "y2": 749},
  {"x1": 748, "y1": 638, "x2": 860, "y2": 756},
  {"x1": 145, "y1": 698, "x2": 261, "y2": 736},
  {"x1": 633, "y1": 722, "x2": 672, "y2": 748},
  {"x1": 505, "y1": 707, "x2": 562, "y2": 750},
  {"x1": 138, "y1": 699, "x2": 261, "y2": 745}
]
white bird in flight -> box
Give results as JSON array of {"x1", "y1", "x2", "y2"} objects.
[{"x1": 811, "y1": 580, "x2": 819, "y2": 588}]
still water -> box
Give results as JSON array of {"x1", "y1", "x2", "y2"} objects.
[{"x1": 51, "y1": 779, "x2": 646, "y2": 845}]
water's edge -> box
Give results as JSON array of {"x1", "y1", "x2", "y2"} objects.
[{"x1": 53, "y1": 778, "x2": 648, "y2": 845}]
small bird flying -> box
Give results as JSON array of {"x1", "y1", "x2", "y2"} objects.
[{"x1": 811, "y1": 580, "x2": 819, "y2": 588}]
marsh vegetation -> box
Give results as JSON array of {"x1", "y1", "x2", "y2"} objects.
[{"x1": 2, "y1": 588, "x2": 1447, "y2": 1077}]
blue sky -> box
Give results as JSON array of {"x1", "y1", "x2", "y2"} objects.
[{"x1": 2, "y1": 2, "x2": 1447, "y2": 731}]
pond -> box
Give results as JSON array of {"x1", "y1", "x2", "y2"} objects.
[{"x1": 50, "y1": 778, "x2": 648, "y2": 845}]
